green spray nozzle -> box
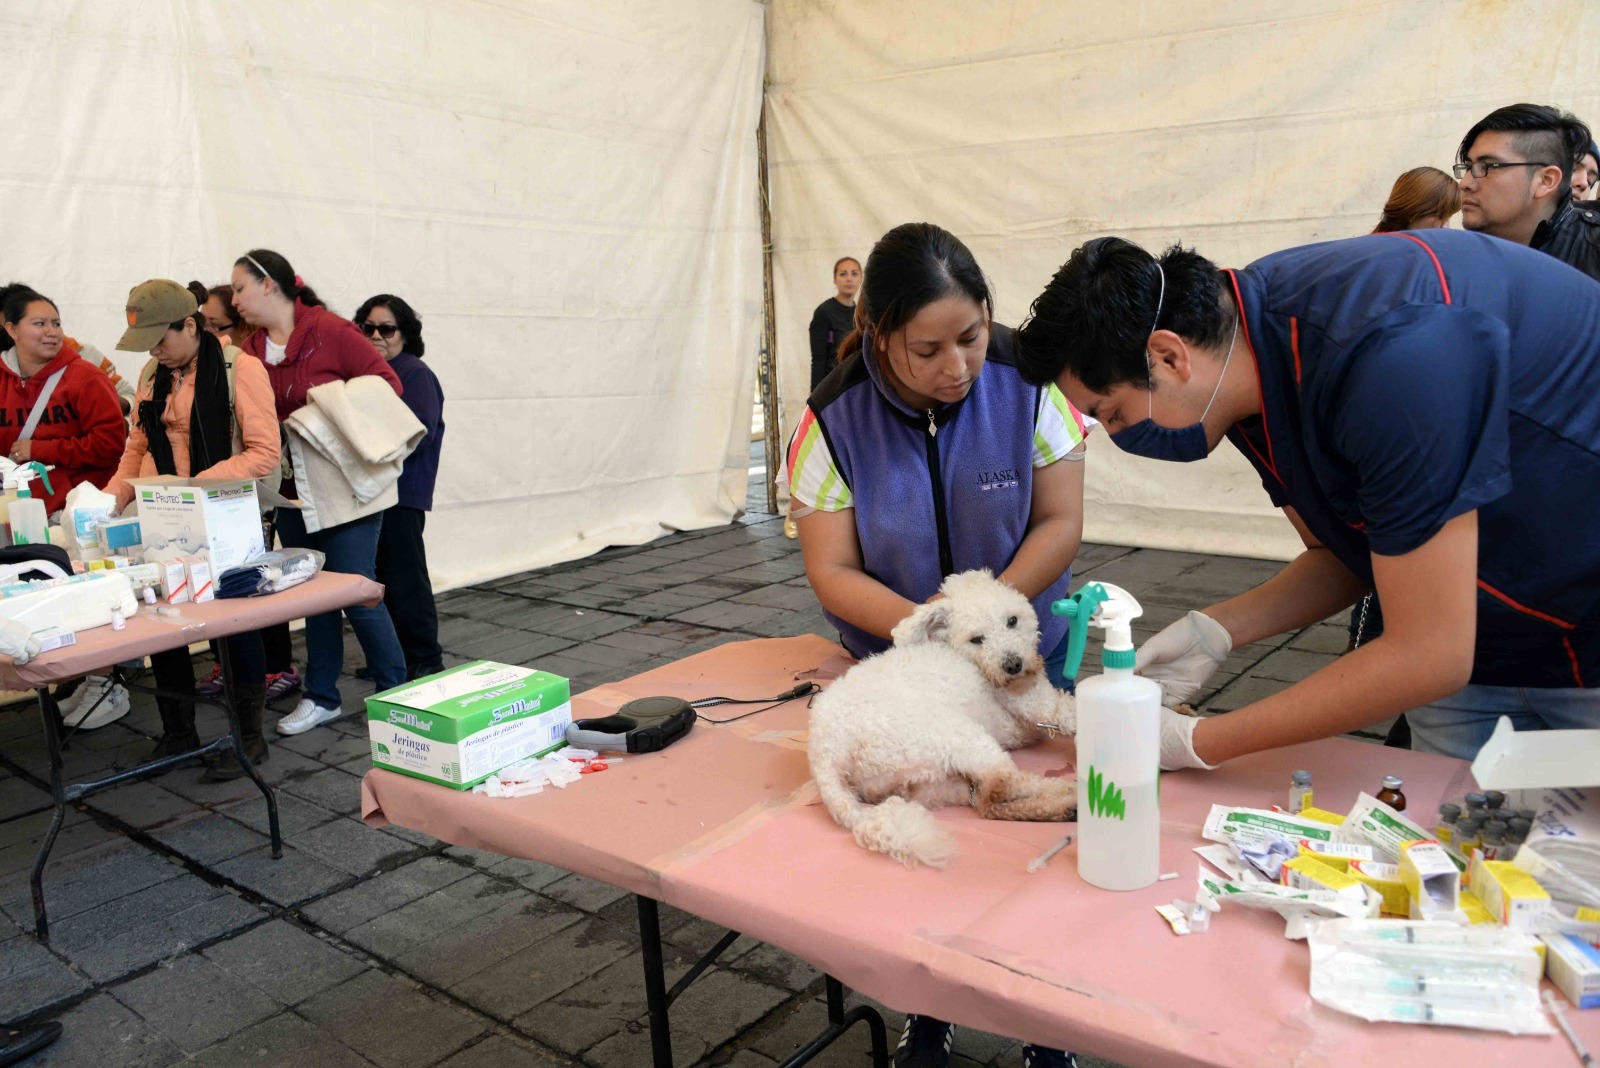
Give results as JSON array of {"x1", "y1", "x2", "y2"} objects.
[
  {"x1": 15, "y1": 462, "x2": 52, "y2": 497},
  {"x1": 1051, "y1": 582, "x2": 1113, "y2": 681},
  {"x1": 1051, "y1": 581, "x2": 1145, "y2": 677}
]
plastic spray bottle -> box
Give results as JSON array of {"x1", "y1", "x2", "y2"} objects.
[
  {"x1": 1052, "y1": 581, "x2": 1162, "y2": 891},
  {"x1": 8, "y1": 463, "x2": 53, "y2": 547}
]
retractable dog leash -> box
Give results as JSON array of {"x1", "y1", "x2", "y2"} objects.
[{"x1": 564, "y1": 682, "x2": 819, "y2": 752}]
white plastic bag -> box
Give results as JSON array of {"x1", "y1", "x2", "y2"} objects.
[{"x1": 61, "y1": 482, "x2": 118, "y2": 549}]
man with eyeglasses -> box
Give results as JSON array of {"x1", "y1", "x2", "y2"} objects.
[{"x1": 1456, "y1": 103, "x2": 1600, "y2": 282}]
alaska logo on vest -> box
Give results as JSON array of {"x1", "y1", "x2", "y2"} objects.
[{"x1": 977, "y1": 468, "x2": 1019, "y2": 492}]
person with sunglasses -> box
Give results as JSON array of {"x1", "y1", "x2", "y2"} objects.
[
  {"x1": 1456, "y1": 103, "x2": 1600, "y2": 282},
  {"x1": 230, "y1": 249, "x2": 408, "y2": 736},
  {"x1": 354, "y1": 295, "x2": 445, "y2": 681}
]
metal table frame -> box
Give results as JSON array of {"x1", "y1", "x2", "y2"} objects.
[
  {"x1": 28, "y1": 637, "x2": 280, "y2": 940},
  {"x1": 634, "y1": 895, "x2": 887, "y2": 1068}
]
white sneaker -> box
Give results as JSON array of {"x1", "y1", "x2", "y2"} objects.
[
  {"x1": 277, "y1": 698, "x2": 341, "y2": 736},
  {"x1": 63, "y1": 677, "x2": 131, "y2": 730}
]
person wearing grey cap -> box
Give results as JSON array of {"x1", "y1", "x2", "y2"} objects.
[{"x1": 106, "y1": 278, "x2": 282, "y2": 776}]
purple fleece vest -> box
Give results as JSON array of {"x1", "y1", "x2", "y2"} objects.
[{"x1": 809, "y1": 324, "x2": 1072, "y2": 659}]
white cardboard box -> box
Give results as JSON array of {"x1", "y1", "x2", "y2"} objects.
[{"x1": 129, "y1": 478, "x2": 265, "y2": 573}]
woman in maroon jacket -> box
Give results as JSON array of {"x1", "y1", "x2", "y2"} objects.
[
  {"x1": 230, "y1": 250, "x2": 408, "y2": 737},
  {"x1": 0, "y1": 285, "x2": 127, "y2": 515}
]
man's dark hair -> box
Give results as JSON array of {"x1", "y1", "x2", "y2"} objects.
[
  {"x1": 1015, "y1": 238, "x2": 1229, "y2": 391},
  {"x1": 353, "y1": 294, "x2": 425, "y2": 357},
  {"x1": 1458, "y1": 103, "x2": 1592, "y2": 201}
]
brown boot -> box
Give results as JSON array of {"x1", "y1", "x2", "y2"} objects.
[
  {"x1": 202, "y1": 683, "x2": 270, "y2": 782},
  {"x1": 149, "y1": 695, "x2": 201, "y2": 769}
]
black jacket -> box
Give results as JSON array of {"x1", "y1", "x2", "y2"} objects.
[
  {"x1": 807, "y1": 298, "x2": 856, "y2": 391},
  {"x1": 1531, "y1": 198, "x2": 1600, "y2": 284}
]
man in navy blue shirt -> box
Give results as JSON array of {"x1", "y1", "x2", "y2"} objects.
[{"x1": 1014, "y1": 231, "x2": 1600, "y2": 768}]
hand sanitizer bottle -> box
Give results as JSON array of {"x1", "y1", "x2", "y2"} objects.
[
  {"x1": 8, "y1": 463, "x2": 52, "y2": 547},
  {"x1": 1053, "y1": 582, "x2": 1162, "y2": 891}
]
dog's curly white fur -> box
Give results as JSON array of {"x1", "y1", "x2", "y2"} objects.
[{"x1": 807, "y1": 570, "x2": 1079, "y2": 869}]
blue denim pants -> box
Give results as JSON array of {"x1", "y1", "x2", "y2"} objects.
[
  {"x1": 1043, "y1": 630, "x2": 1077, "y2": 694},
  {"x1": 274, "y1": 508, "x2": 407, "y2": 708},
  {"x1": 1407, "y1": 683, "x2": 1600, "y2": 759}
]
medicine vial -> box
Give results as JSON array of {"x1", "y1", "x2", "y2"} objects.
[
  {"x1": 1483, "y1": 790, "x2": 1506, "y2": 812},
  {"x1": 1454, "y1": 817, "x2": 1482, "y2": 856},
  {"x1": 1504, "y1": 817, "x2": 1531, "y2": 860},
  {"x1": 1288, "y1": 770, "x2": 1313, "y2": 814},
  {"x1": 1479, "y1": 820, "x2": 1508, "y2": 860},
  {"x1": 1435, "y1": 803, "x2": 1462, "y2": 846},
  {"x1": 1463, "y1": 792, "x2": 1487, "y2": 815},
  {"x1": 1376, "y1": 775, "x2": 1406, "y2": 812}
]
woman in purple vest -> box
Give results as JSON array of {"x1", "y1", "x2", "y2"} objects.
[{"x1": 784, "y1": 222, "x2": 1090, "y2": 1068}]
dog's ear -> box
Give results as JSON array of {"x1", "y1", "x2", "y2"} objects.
[{"x1": 892, "y1": 600, "x2": 952, "y2": 646}]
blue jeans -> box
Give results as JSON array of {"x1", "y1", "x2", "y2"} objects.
[
  {"x1": 1408, "y1": 684, "x2": 1600, "y2": 759},
  {"x1": 1043, "y1": 630, "x2": 1077, "y2": 694},
  {"x1": 274, "y1": 508, "x2": 407, "y2": 708}
]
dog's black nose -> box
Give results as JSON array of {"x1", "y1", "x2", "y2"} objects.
[{"x1": 1003, "y1": 655, "x2": 1023, "y2": 676}]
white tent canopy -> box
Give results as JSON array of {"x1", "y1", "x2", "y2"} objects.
[
  {"x1": 3, "y1": 0, "x2": 765, "y2": 589},
  {"x1": 767, "y1": 0, "x2": 1600, "y2": 561},
  {"x1": 5, "y1": 1, "x2": 1597, "y2": 585}
]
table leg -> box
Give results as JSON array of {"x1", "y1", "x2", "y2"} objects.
[
  {"x1": 637, "y1": 895, "x2": 674, "y2": 1068},
  {"x1": 216, "y1": 639, "x2": 281, "y2": 858},
  {"x1": 778, "y1": 974, "x2": 889, "y2": 1068},
  {"x1": 29, "y1": 688, "x2": 66, "y2": 940}
]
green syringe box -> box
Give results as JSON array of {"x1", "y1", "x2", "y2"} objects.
[{"x1": 366, "y1": 661, "x2": 571, "y2": 789}]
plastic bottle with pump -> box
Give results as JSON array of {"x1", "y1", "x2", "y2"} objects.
[
  {"x1": 1052, "y1": 581, "x2": 1162, "y2": 891},
  {"x1": 8, "y1": 463, "x2": 53, "y2": 547}
]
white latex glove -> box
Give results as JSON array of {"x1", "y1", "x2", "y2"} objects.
[
  {"x1": 1160, "y1": 707, "x2": 1217, "y2": 771},
  {"x1": 0, "y1": 619, "x2": 41, "y2": 665},
  {"x1": 1135, "y1": 610, "x2": 1232, "y2": 708}
]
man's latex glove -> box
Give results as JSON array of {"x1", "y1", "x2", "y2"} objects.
[
  {"x1": 1135, "y1": 610, "x2": 1232, "y2": 708},
  {"x1": 0, "y1": 619, "x2": 40, "y2": 665},
  {"x1": 1160, "y1": 707, "x2": 1217, "y2": 771}
]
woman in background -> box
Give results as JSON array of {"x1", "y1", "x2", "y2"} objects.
[
  {"x1": 107, "y1": 279, "x2": 279, "y2": 776},
  {"x1": 231, "y1": 248, "x2": 406, "y2": 736},
  {"x1": 1372, "y1": 166, "x2": 1461, "y2": 233},
  {"x1": 808, "y1": 256, "x2": 861, "y2": 391},
  {"x1": 354, "y1": 294, "x2": 445, "y2": 681},
  {"x1": 188, "y1": 279, "x2": 300, "y2": 704},
  {"x1": 0, "y1": 284, "x2": 129, "y2": 728}
]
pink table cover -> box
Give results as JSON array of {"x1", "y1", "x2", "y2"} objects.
[
  {"x1": 361, "y1": 635, "x2": 1597, "y2": 1067},
  {"x1": 0, "y1": 572, "x2": 383, "y2": 689}
]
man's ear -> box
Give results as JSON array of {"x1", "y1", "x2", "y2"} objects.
[
  {"x1": 892, "y1": 600, "x2": 951, "y2": 646},
  {"x1": 1147, "y1": 329, "x2": 1194, "y2": 387},
  {"x1": 1534, "y1": 163, "x2": 1565, "y2": 201}
]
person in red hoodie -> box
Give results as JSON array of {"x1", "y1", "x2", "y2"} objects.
[
  {"x1": 230, "y1": 250, "x2": 409, "y2": 737},
  {"x1": 0, "y1": 285, "x2": 126, "y2": 516}
]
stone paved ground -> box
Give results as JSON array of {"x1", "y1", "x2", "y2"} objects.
[{"x1": 0, "y1": 449, "x2": 1370, "y2": 1067}]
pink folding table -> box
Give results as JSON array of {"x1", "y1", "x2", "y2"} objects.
[
  {"x1": 1, "y1": 571, "x2": 383, "y2": 940},
  {"x1": 361, "y1": 635, "x2": 1599, "y2": 1068}
]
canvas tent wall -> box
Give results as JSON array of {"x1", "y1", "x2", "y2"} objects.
[
  {"x1": 1, "y1": 0, "x2": 766, "y2": 589},
  {"x1": 765, "y1": 0, "x2": 1600, "y2": 561}
]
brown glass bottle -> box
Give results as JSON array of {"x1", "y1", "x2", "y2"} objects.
[{"x1": 1376, "y1": 775, "x2": 1406, "y2": 812}]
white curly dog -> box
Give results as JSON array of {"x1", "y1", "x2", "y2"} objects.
[{"x1": 808, "y1": 569, "x2": 1079, "y2": 868}]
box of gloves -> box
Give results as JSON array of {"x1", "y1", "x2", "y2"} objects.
[
  {"x1": 128, "y1": 477, "x2": 264, "y2": 572},
  {"x1": 366, "y1": 661, "x2": 571, "y2": 790}
]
